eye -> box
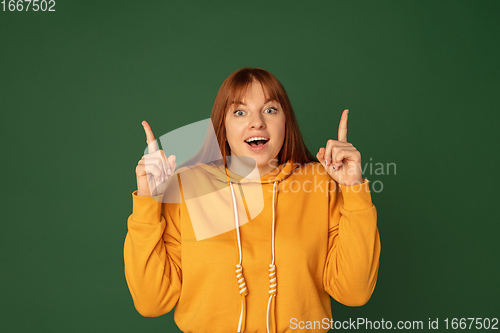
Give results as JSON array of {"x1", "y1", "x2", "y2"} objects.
[
  {"x1": 233, "y1": 110, "x2": 246, "y2": 117},
  {"x1": 264, "y1": 106, "x2": 278, "y2": 114}
]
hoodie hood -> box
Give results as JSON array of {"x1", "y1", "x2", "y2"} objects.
[{"x1": 197, "y1": 160, "x2": 299, "y2": 185}]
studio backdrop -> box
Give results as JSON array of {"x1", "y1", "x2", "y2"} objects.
[{"x1": 1, "y1": 1, "x2": 499, "y2": 332}]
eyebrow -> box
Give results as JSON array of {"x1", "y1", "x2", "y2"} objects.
[{"x1": 230, "y1": 98, "x2": 274, "y2": 106}]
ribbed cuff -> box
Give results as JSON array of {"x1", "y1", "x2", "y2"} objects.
[
  {"x1": 131, "y1": 190, "x2": 164, "y2": 223},
  {"x1": 339, "y1": 179, "x2": 373, "y2": 211}
]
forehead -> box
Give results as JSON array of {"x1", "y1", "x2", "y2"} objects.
[{"x1": 229, "y1": 80, "x2": 275, "y2": 106}]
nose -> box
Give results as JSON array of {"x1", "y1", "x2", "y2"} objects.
[{"x1": 248, "y1": 112, "x2": 266, "y2": 129}]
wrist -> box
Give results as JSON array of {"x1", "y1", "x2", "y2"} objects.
[{"x1": 136, "y1": 190, "x2": 152, "y2": 197}]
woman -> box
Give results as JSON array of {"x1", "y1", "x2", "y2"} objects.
[{"x1": 124, "y1": 68, "x2": 381, "y2": 333}]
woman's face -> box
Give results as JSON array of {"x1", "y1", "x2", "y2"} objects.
[{"x1": 225, "y1": 79, "x2": 286, "y2": 175}]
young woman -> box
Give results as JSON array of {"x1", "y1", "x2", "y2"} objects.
[{"x1": 124, "y1": 68, "x2": 381, "y2": 333}]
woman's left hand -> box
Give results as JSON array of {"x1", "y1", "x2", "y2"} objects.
[{"x1": 316, "y1": 109, "x2": 364, "y2": 186}]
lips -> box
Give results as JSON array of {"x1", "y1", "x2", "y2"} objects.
[
  {"x1": 243, "y1": 134, "x2": 270, "y2": 152},
  {"x1": 246, "y1": 141, "x2": 268, "y2": 152},
  {"x1": 245, "y1": 138, "x2": 269, "y2": 152}
]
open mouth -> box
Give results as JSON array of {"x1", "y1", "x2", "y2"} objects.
[{"x1": 245, "y1": 137, "x2": 269, "y2": 147}]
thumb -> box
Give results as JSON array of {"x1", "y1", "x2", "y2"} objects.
[
  {"x1": 167, "y1": 155, "x2": 177, "y2": 173},
  {"x1": 316, "y1": 148, "x2": 326, "y2": 164}
]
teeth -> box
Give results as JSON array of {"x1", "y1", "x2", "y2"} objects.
[{"x1": 245, "y1": 137, "x2": 269, "y2": 143}]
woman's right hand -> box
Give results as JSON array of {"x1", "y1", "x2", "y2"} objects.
[{"x1": 136, "y1": 120, "x2": 177, "y2": 197}]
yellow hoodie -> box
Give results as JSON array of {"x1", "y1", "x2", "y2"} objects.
[{"x1": 124, "y1": 161, "x2": 380, "y2": 332}]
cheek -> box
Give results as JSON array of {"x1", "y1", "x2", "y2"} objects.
[
  {"x1": 274, "y1": 119, "x2": 286, "y2": 145},
  {"x1": 225, "y1": 120, "x2": 240, "y2": 147}
]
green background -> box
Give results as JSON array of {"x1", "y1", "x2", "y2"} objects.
[{"x1": 1, "y1": 0, "x2": 499, "y2": 332}]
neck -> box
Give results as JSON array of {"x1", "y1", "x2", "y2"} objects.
[{"x1": 227, "y1": 156, "x2": 279, "y2": 180}]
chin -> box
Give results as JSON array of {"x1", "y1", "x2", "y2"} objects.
[{"x1": 229, "y1": 147, "x2": 279, "y2": 171}]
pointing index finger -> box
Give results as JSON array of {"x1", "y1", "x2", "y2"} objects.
[
  {"x1": 142, "y1": 120, "x2": 159, "y2": 153},
  {"x1": 338, "y1": 109, "x2": 348, "y2": 142}
]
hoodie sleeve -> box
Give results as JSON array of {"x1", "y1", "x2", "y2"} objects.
[
  {"x1": 123, "y1": 186, "x2": 182, "y2": 317},
  {"x1": 323, "y1": 178, "x2": 381, "y2": 306}
]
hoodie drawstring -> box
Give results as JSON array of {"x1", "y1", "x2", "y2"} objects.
[
  {"x1": 229, "y1": 182, "x2": 247, "y2": 333},
  {"x1": 229, "y1": 181, "x2": 279, "y2": 333},
  {"x1": 267, "y1": 181, "x2": 278, "y2": 333}
]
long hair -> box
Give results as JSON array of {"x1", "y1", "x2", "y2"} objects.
[{"x1": 180, "y1": 67, "x2": 317, "y2": 168}]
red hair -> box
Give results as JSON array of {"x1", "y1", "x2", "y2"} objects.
[{"x1": 181, "y1": 67, "x2": 317, "y2": 168}]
